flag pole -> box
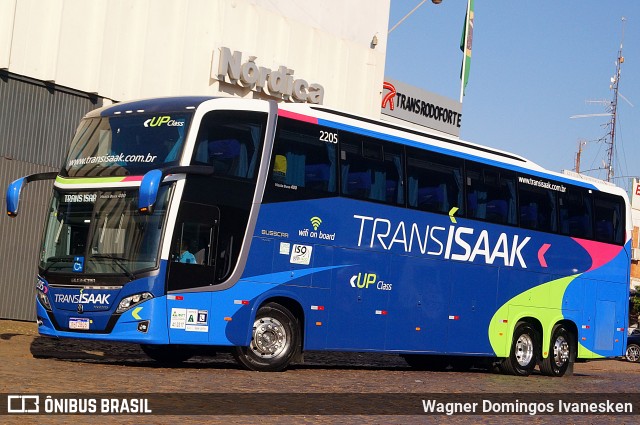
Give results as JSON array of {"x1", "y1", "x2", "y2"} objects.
[
  {"x1": 388, "y1": 0, "x2": 428, "y2": 34},
  {"x1": 459, "y1": 0, "x2": 472, "y2": 103}
]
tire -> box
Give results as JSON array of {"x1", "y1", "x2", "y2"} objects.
[
  {"x1": 140, "y1": 344, "x2": 194, "y2": 365},
  {"x1": 500, "y1": 322, "x2": 538, "y2": 376},
  {"x1": 402, "y1": 354, "x2": 450, "y2": 371},
  {"x1": 233, "y1": 302, "x2": 300, "y2": 372},
  {"x1": 625, "y1": 343, "x2": 640, "y2": 363},
  {"x1": 540, "y1": 325, "x2": 573, "y2": 377}
]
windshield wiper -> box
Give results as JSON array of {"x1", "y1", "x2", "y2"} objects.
[
  {"x1": 43, "y1": 256, "x2": 73, "y2": 272},
  {"x1": 90, "y1": 254, "x2": 136, "y2": 280}
]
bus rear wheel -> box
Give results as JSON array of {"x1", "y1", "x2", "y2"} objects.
[
  {"x1": 540, "y1": 325, "x2": 573, "y2": 377},
  {"x1": 500, "y1": 322, "x2": 538, "y2": 376},
  {"x1": 233, "y1": 302, "x2": 300, "y2": 372},
  {"x1": 140, "y1": 344, "x2": 195, "y2": 365}
]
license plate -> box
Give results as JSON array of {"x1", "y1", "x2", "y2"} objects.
[{"x1": 69, "y1": 318, "x2": 90, "y2": 330}]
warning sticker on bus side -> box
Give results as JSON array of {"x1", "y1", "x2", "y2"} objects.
[
  {"x1": 170, "y1": 308, "x2": 187, "y2": 329},
  {"x1": 290, "y1": 244, "x2": 312, "y2": 265}
]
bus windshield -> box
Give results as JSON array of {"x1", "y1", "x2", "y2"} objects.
[
  {"x1": 63, "y1": 113, "x2": 193, "y2": 177},
  {"x1": 39, "y1": 186, "x2": 171, "y2": 275}
]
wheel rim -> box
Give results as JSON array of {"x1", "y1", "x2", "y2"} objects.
[
  {"x1": 249, "y1": 317, "x2": 289, "y2": 359},
  {"x1": 552, "y1": 335, "x2": 570, "y2": 367},
  {"x1": 627, "y1": 345, "x2": 640, "y2": 362},
  {"x1": 515, "y1": 333, "x2": 534, "y2": 367}
]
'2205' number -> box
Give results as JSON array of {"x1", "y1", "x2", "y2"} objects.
[{"x1": 320, "y1": 130, "x2": 338, "y2": 144}]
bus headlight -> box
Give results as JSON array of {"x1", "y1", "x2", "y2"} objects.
[
  {"x1": 37, "y1": 290, "x2": 52, "y2": 311},
  {"x1": 116, "y1": 292, "x2": 153, "y2": 314}
]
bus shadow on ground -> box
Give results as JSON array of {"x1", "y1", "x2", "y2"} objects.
[
  {"x1": 29, "y1": 336, "x2": 231, "y2": 369},
  {"x1": 28, "y1": 335, "x2": 501, "y2": 373}
]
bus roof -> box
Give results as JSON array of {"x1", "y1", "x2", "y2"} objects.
[
  {"x1": 277, "y1": 102, "x2": 629, "y2": 200},
  {"x1": 86, "y1": 96, "x2": 217, "y2": 118},
  {"x1": 80, "y1": 96, "x2": 628, "y2": 200}
]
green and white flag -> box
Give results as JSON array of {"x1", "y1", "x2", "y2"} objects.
[{"x1": 460, "y1": 0, "x2": 474, "y2": 100}]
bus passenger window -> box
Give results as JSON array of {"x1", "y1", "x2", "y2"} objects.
[
  {"x1": 205, "y1": 138, "x2": 246, "y2": 177},
  {"x1": 406, "y1": 148, "x2": 463, "y2": 215},
  {"x1": 593, "y1": 194, "x2": 624, "y2": 244},
  {"x1": 263, "y1": 117, "x2": 337, "y2": 202},
  {"x1": 558, "y1": 189, "x2": 593, "y2": 239},
  {"x1": 191, "y1": 111, "x2": 264, "y2": 180},
  {"x1": 340, "y1": 135, "x2": 403, "y2": 205},
  {"x1": 466, "y1": 163, "x2": 516, "y2": 225},
  {"x1": 517, "y1": 177, "x2": 557, "y2": 233}
]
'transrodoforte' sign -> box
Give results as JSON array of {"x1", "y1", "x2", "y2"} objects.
[
  {"x1": 212, "y1": 47, "x2": 324, "y2": 104},
  {"x1": 381, "y1": 78, "x2": 462, "y2": 137}
]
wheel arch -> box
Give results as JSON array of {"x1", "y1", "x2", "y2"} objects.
[{"x1": 514, "y1": 316, "x2": 543, "y2": 345}]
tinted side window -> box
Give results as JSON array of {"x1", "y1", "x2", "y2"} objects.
[
  {"x1": 263, "y1": 118, "x2": 338, "y2": 202},
  {"x1": 518, "y1": 177, "x2": 557, "y2": 233},
  {"x1": 167, "y1": 202, "x2": 219, "y2": 290},
  {"x1": 593, "y1": 193, "x2": 625, "y2": 244},
  {"x1": 559, "y1": 188, "x2": 593, "y2": 239},
  {"x1": 406, "y1": 148, "x2": 463, "y2": 215},
  {"x1": 466, "y1": 163, "x2": 517, "y2": 225},
  {"x1": 340, "y1": 133, "x2": 404, "y2": 205},
  {"x1": 191, "y1": 111, "x2": 266, "y2": 181}
]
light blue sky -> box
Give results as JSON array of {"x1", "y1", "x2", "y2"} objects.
[{"x1": 385, "y1": 1, "x2": 640, "y2": 190}]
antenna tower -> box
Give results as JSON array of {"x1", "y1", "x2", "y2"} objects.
[
  {"x1": 570, "y1": 17, "x2": 630, "y2": 182},
  {"x1": 605, "y1": 17, "x2": 626, "y2": 182}
]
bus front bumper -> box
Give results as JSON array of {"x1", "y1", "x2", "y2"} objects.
[{"x1": 36, "y1": 296, "x2": 170, "y2": 344}]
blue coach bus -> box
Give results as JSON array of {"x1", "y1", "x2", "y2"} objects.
[{"x1": 7, "y1": 96, "x2": 631, "y2": 375}]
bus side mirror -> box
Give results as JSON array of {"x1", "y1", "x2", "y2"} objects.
[
  {"x1": 6, "y1": 172, "x2": 57, "y2": 218},
  {"x1": 138, "y1": 165, "x2": 214, "y2": 215},
  {"x1": 138, "y1": 169, "x2": 163, "y2": 214},
  {"x1": 6, "y1": 177, "x2": 26, "y2": 217}
]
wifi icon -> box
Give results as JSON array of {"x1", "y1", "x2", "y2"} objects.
[{"x1": 310, "y1": 216, "x2": 322, "y2": 230}]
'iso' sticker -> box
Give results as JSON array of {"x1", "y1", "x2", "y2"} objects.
[{"x1": 290, "y1": 244, "x2": 312, "y2": 265}]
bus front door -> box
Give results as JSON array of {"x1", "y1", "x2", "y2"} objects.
[{"x1": 166, "y1": 202, "x2": 219, "y2": 343}]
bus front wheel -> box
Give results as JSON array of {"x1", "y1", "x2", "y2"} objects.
[
  {"x1": 500, "y1": 322, "x2": 538, "y2": 376},
  {"x1": 540, "y1": 325, "x2": 573, "y2": 377},
  {"x1": 233, "y1": 302, "x2": 300, "y2": 372}
]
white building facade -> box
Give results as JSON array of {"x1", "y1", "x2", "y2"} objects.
[
  {"x1": 1, "y1": 0, "x2": 390, "y2": 116},
  {"x1": 0, "y1": 0, "x2": 391, "y2": 320}
]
